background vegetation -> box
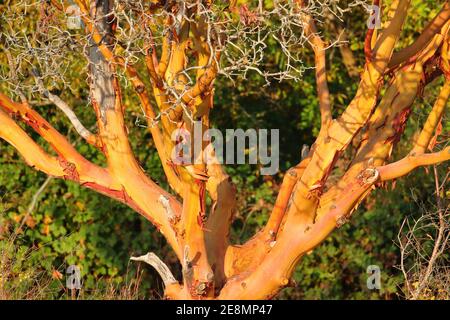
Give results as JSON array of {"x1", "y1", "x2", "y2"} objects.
[{"x1": 0, "y1": 0, "x2": 448, "y2": 299}]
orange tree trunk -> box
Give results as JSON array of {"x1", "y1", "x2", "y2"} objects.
[{"x1": 0, "y1": 0, "x2": 450, "y2": 299}]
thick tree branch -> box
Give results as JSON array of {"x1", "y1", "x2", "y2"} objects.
[
  {"x1": 302, "y1": 8, "x2": 332, "y2": 130},
  {"x1": 299, "y1": 0, "x2": 411, "y2": 194},
  {"x1": 72, "y1": 0, "x2": 182, "y2": 196},
  {"x1": 0, "y1": 109, "x2": 66, "y2": 177},
  {"x1": 204, "y1": 149, "x2": 237, "y2": 287},
  {"x1": 0, "y1": 93, "x2": 114, "y2": 186},
  {"x1": 378, "y1": 146, "x2": 450, "y2": 181},
  {"x1": 85, "y1": 0, "x2": 183, "y2": 258},
  {"x1": 389, "y1": 1, "x2": 450, "y2": 68},
  {"x1": 412, "y1": 81, "x2": 450, "y2": 154},
  {"x1": 316, "y1": 26, "x2": 446, "y2": 221},
  {"x1": 219, "y1": 167, "x2": 380, "y2": 299},
  {"x1": 0, "y1": 94, "x2": 161, "y2": 216}
]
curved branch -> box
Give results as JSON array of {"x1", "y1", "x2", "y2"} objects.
[
  {"x1": 0, "y1": 109, "x2": 66, "y2": 177},
  {"x1": 389, "y1": 1, "x2": 450, "y2": 68},
  {"x1": 412, "y1": 81, "x2": 450, "y2": 154},
  {"x1": 0, "y1": 93, "x2": 113, "y2": 186},
  {"x1": 298, "y1": 0, "x2": 331, "y2": 129},
  {"x1": 129, "y1": 251, "x2": 190, "y2": 299},
  {"x1": 364, "y1": 0, "x2": 380, "y2": 63},
  {"x1": 378, "y1": 146, "x2": 450, "y2": 181},
  {"x1": 0, "y1": 95, "x2": 154, "y2": 216},
  {"x1": 219, "y1": 168, "x2": 380, "y2": 300}
]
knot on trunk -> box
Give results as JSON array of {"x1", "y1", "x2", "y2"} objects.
[{"x1": 357, "y1": 167, "x2": 379, "y2": 185}]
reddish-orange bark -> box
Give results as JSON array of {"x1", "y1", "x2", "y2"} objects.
[{"x1": 0, "y1": 0, "x2": 449, "y2": 300}]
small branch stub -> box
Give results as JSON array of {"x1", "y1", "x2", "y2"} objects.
[{"x1": 130, "y1": 252, "x2": 177, "y2": 286}]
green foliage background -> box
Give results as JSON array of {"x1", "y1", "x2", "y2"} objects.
[{"x1": 0, "y1": 0, "x2": 448, "y2": 299}]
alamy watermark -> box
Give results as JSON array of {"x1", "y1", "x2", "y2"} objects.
[
  {"x1": 66, "y1": 265, "x2": 82, "y2": 290},
  {"x1": 171, "y1": 122, "x2": 279, "y2": 175},
  {"x1": 366, "y1": 265, "x2": 381, "y2": 290},
  {"x1": 367, "y1": 5, "x2": 381, "y2": 29}
]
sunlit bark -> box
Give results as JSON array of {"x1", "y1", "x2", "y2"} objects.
[{"x1": 0, "y1": 0, "x2": 449, "y2": 300}]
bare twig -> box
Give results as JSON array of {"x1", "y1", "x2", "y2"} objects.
[{"x1": 130, "y1": 252, "x2": 177, "y2": 287}]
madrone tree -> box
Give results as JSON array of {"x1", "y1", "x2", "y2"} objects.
[{"x1": 0, "y1": 0, "x2": 449, "y2": 299}]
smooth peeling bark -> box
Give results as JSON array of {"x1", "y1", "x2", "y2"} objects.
[
  {"x1": 87, "y1": 0, "x2": 184, "y2": 257},
  {"x1": 263, "y1": 157, "x2": 311, "y2": 240},
  {"x1": 218, "y1": 169, "x2": 379, "y2": 300},
  {"x1": 205, "y1": 157, "x2": 237, "y2": 287},
  {"x1": 378, "y1": 146, "x2": 450, "y2": 181},
  {"x1": 229, "y1": 172, "x2": 324, "y2": 285},
  {"x1": 0, "y1": 94, "x2": 116, "y2": 188},
  {"x1": 173, "y1": 121, "x2": 215, "y2": 297},
  {"x1": 389, "y1": 1, "x2": 450, "y2": 68},
  {"x1": 223, "y1": 158, "x2": 310, "y2": 278},
  {"x1": 316, "y1": 31, "x2": 445, "y2": 220},
  {"x1": 411, "y1": 81, "x2": 450, "y2": 154},
  {"x1": 180, "y1": 179, "x2": 215, "y2": 297},
  {"x1": 3, "y1": 0, "x2": 450, "y2": 300},
  {"x1": 0, "y1": 109, "x2": 65, "y2": 177},
  {"x1": 299, "y1": 0, "x2": 411, "y2": 193},
  {"x1": 101, "y1": 104, "x2": 183, "y2": 257}
]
